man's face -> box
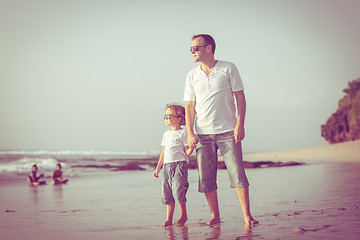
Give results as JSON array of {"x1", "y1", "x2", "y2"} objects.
[{"x1": 190, "y1": 37, "x2": 208, "y2": 63}]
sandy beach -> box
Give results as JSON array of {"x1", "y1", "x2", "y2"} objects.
[
  {"x1": 245, "y1": 140, "x2": 360, "y2": 162},
  {"x1": 1, "y1": 141, "x2": 360, "y2": 240}
]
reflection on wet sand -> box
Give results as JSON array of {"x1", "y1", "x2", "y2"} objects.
[
  {"x1": 208, "y1": 224, "x2": 221, "y2": 239},
  {"x1": 53, "y1": 184, "x2": 63, "y2": 202},
  {"x1": 30, "y1": 186, "x2": 39, "y2": 205},
  {"x1": 165, "y1": 225, "x2": 188, "y2": 240},
  {"x1": 236, "y1": 224, "x2": 255, "y2": 240},
  {"x1": 165, "y1": 223, "x2": 221, "y2": 240}
]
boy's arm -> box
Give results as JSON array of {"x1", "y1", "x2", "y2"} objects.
[
  {"x1": 35, "y1": 173, "x2": 43, "y2": 181},
  {"x1": 153, "y1": 146, "x2": 165, "y2": 178},
  {"x1": 28, "y1": 172, "x2": 35, "y2": 182},
  {"x1": 185, "y1": 146, "x2": 194, "y2": 156}
]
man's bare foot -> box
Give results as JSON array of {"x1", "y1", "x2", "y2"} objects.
[
  {"x1": 245, "y1": 217, "x2": 258, "y2": 225},
  {"x1": 174, "y1": 216, "x2": 187, "y2": 226},
  {"x1": 162, "y1": 220, "x2": 173, "y2": 227},
  {"x1": 206, "y1": 217, "x2": 221, "y2": 225}
]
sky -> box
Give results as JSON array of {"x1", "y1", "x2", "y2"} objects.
[{"x1": 1, "y1": 0, "x2": 359, "y2": 154}]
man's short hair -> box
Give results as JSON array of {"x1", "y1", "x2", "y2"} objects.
[{"x1": 192, "y1": 34, "x2": 216, "y2": 54}]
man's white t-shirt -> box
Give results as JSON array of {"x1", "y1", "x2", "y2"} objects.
[
  {"x1": 161, "y1": 129, "x2": 189, "y2": 164},
  {"x1": 183, "y1": 60, "x2": 244, "y2": 135}
]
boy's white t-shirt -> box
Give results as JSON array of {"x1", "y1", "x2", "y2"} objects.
[{"x1": 161, "y1": 129, "x2": 189, "y2": 164}]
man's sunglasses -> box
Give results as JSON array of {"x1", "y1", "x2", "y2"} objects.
[
  {"x1": 164, "y1": 114, "x2": 178, "y2": 120},
  {"x1": 190, "y1": 45, "x2": 208, "y2": 52}
]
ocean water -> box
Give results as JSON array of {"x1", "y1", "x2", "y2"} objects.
[{"x1": 0, "y1": 150, "x2": 159, "y2": 179}]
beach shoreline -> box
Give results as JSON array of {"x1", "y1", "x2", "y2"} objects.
[{"x1": 2, "y1": 140, "x2": 359, "y2": 181}]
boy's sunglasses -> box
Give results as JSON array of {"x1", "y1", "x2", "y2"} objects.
[
  {"x1": 190, "y1": 44, "x2": 208, "y2": 52},
  {"x1": 164, "y1": 114, "x2": 178, "y2": 120}
]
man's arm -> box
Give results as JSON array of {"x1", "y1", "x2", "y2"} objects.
[
  {"x1": 233, "y1": 90, "x2": 246, "y2": 143},
  {"x1": 185, "y1": 101, "x2": 198, "y2": 148}
]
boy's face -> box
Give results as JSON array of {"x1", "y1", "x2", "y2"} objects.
[{"x1": 164, "y1": 108, "x2": 179, "y2": 127}]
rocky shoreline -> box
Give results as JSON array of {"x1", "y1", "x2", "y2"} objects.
[
  {"x1": 321, "y1": 78, "x2": 360, "y2": 143},
  {"x1": 71, "y1": 157, "x2": 305, "y2": 171}
]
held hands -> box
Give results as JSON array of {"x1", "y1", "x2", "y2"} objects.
[{"x1": 187, "y1": 132, "x2": 199, "y2": 149}]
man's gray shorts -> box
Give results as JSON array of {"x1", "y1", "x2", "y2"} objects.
[
  {"x1": 162, "y1": 161, "x2": 189, "y2": 205},
  {"x1": 196, "y1": 131, "x2": 249, "y2": 193}
]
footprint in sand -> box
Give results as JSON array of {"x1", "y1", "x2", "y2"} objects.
[{"x1": 295, "y1": 225, "x2": 331, "y2": 233}]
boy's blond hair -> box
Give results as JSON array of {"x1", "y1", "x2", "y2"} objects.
[{"x1": 166, "y1": 104, "x2": 186, "y2": 126}]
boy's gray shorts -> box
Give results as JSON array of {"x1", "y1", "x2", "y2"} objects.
[{"x1": 162, "y1": 161, "x2": 189, "y2": 205}]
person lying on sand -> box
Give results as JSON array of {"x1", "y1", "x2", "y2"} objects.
[
  {"x1": 51, "y1": 163, "x2": 68, "y2": 185},
  {"x1": 27, "y1": 164, "x2": 46, "y2": 186}
]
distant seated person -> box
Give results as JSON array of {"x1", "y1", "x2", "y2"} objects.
[
  {"x1": 28, "y1": 164, "x2": 46, "y2": 186},
  {"x1": 51, "y1": 163, "x2": 68, "y2": 185}
]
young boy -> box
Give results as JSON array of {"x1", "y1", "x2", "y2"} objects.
[
  {"x1": 153, "y1": 104, "x2": 194, "y2": 227},
  {"x1": 51, "y1": 163, "x2": 69, "y2": 185},
  {"x1": 28, "y1": 164, "x2": 46, "y2": 186}
]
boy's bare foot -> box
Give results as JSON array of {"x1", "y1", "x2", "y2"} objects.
[
  {"x1": 162, "y1": 220, "x2": 173, "y2": 227},
  {"x1": 206, "y1": 217, "x2": 221, "y2": 225},
  {"x1": 174, "y1": 216, "x2": 187, "y2": 226},
  {"x1": 245, "y1": 217, "x2": 258, "y2": 225}
]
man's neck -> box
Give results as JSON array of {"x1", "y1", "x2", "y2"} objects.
[{"x1": 200, "y1": 58, "x2": 218, "y2": 75}]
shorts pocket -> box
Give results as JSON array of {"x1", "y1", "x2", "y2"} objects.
[{"x1": 178, "y1": 163, "x2": 188, "y2": 176}]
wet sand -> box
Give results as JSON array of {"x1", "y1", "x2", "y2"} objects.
[
  {"x1": 1, "y1": 143, "x2": 360, "y2": 239},
  {"x1": 1, "y1": 165, "x2": 360, "y2": 239}
]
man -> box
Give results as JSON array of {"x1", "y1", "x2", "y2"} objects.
[{"x1": 184, "y1": 34, "x2": 258, "y2": 225}]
